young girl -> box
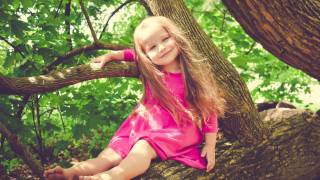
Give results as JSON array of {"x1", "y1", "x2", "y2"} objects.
[{"x1": 44, "y1": 16, "x2": 225, "y2": 180}]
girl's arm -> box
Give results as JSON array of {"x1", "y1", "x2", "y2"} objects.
[
  {"x1": 201, "y1": 113, "x2": 218, "y2": 172},
  {"x1": 202, "y1": 112, "x2": 218, "y2": 145},
  {"x1": 90, "y1": 49, "x2": 135, "y2": 68},
  {"x1": 204, "y1": 132, "x2": 217, "y2": 147}
]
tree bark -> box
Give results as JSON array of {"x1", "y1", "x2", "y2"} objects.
[
  {"x1": 0, "y1": 62, "x2": 138, "y2": 95},
  {"x1": 222, "y1": 0, "x2": 320, "y2": 80},
  {"x1": 136, "y1": 108, "x2": 320, "y2": 179},
  {"x1": 2, "y1": 0, "x2": 319, "y2": 179},
  {"x1": 0, "y1": 120, "x2": 44, "y2": 180}
]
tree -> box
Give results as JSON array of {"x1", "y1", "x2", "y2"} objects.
[
  {"x1": 0, "y1": 0, "x2": 319, "y2": 179},
  {"x1": 222, "y1": 0, "x2": 320, "y2": 80}
]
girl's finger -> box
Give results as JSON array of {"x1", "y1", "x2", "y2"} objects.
[
  {"x1": 208, "y1": 162, "x2": 215, "y2": 170},
  {"x1": 54, "y1": 166, "x2": 63, "y2": 174},
  {"x1": 90, "y1": 58, "x2": 98, "y2": 62},
  {"x1": 206, "y1": 164, "x2": 213, "y2": 172},
  {"x1": 44, "y1": 168, "x2": 55, "y2": 177},
  {"x1": 201, "y1": 149, "x2": 206, "y2": 157},
  {"x1": 80, "y1": 176, "x2": 91, "y2": 180}
]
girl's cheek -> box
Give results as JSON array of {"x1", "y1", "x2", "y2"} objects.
[
  {"x1": 149, "y1": 54, "x2": 156, "y2": 60},
  {"x1": 147, "y1": 52, "x2": 157, "y2": 60},
  {"x1": 168, "y1": 40, "x2": 175, "y2": 46}
]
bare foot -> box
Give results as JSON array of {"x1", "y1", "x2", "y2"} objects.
[
  {"x1": 79, "y1": 172, "x2": 112, "y2": 180},
  {"x1": 44, "y1": 166, "x2": 73, "y2": 180}
]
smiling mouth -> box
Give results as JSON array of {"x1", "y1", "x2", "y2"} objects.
[{"x1": 159, "y1": 49, "x2": 172, "y2": 58}]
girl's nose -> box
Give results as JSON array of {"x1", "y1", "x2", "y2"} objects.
[{"x1": 159, "y1": 44, "x2": 166, "y2": 53}]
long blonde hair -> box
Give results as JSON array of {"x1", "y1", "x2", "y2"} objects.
[{"x1": 133, "y1": 16, "x2": 225, "y2": 129}]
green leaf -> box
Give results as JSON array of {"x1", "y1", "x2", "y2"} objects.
[
  {"x1": 11, "y1": 0, "x2": 20, "y2": 9},
  {"x1": 44, "y1": 122, "x2": 61, "y2": 132},
  {"x1": 0, "y1": 11, "x2": 9, "y2": 22},
  {"x1": 10, "y1": 19, "x2": 29, "y2": 38},
  {"x1": 21, "y1": 0, "x2": 33, "y2": 8},
  {"x1": 230, "y1": 55, "x2": 249, "y2": 69},
  {"x1": 3, "y1": 53, "x2": 16, "y2": 69},
  {"x1": 55, "y1": 140, "x2": 70, "y2": 151},
  {"x1": 72, "y1": 124, "x2": 87, "y2": 140}
]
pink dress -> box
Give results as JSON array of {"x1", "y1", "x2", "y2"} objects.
[{"x1": 108, "y1": 49, "x2": 218, "y2": 170}]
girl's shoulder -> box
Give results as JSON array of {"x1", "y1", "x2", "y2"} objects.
[{"x1": 123, "y1": 49, "x2": 136, "y2": 61}]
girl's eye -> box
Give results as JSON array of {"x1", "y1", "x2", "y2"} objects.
[
  {"x1": 163, "y1": 37, "x2": 170, "y2": 42},
  {"x1": 149, "y1": 45, "x2": 156, "y2": 51}
]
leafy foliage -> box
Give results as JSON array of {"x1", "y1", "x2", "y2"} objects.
[{"x1": 0, "y1": 0, "x2": 318, "y2": 173}]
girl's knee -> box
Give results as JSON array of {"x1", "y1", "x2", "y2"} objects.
[{"x1": 134, "y1": 139, "x2": 157, "y2": 159}]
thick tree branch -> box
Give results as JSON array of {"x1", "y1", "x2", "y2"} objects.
[
  {"x1": 222, "y1": 0, "x2": 320, "y2": 80},
  {"x1": 137, "y1": 109, "x2": 320, "y2": 179},
  {"x1": 1, "y1": 62, "x2": 139, "y2": 95},
  {"x1": 79, "y1": 0, "x2": 98, "y2": 42},
  {"x1": 43, "y1": 42, "x2": 129, "y2": 73},
  {"x1": 99, "y1": 0, "x2": 135, "y2": 40}
]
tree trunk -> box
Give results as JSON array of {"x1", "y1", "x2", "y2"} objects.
[
  {"x1": 136, "y1": 108, "x2": 320, "y2": 179},
  {"x1": 1, "y1": 0, "x2": 319, "y2": 179},
  {"x1": 222, "y1": 0, "x2": 320, "y2": 80},
  {"x1": 0, "y1": 120, "x2": 44, "y2": 180},
  {"x1": 144, "y1": 0, "x2": 269, "y2": 145}
]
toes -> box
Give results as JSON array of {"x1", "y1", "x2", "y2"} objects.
[{"x1": 79, "y1": 176, "x2": 94, "y2": 180}]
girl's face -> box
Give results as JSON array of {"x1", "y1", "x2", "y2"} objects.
[{"x1": 138, "y1": 23, "x2": 180, "y2": 71}]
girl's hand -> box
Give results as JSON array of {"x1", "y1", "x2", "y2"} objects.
[
  {"x1": 44, "y1": 165, "x2": 73, "y2": 180},
  {"x1": 201, "y1": 144, "x2": 216, "y2": 172},
  {"x1": 90, "y1": 54, "x2": 111, "y2": 69}
]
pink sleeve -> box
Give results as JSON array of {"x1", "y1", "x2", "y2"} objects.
[
  {"x1": 123, "y1": 49, "x2": 136, "y2": 62},
  {"x1": 202, "y1": 112, "x2": 219, "y2": 133}
]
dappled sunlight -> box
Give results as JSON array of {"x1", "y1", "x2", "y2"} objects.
[
  {"x1": 39, "y1": 75, "x2": 54, "y2": 81},
  {"x1": 27, "y1": 77, "x2": 38, "y2": 83},
  {"x1": 56, "y1": 72, "x2": 66, "y2": 79}
]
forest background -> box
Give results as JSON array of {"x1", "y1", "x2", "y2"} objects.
[{"x1": 0, "y1": 0, "x2": 319, "y2": 177}]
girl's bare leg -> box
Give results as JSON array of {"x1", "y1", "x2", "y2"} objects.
[
  {"x1": 45, "y1": 147, "x2": 122, "y2": 179},
  {"x1": 80, "y1": 139, "x2": 157, "y2": 180}
]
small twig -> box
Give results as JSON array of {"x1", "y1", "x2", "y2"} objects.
[
  {"x1": 39, "y1": 108, "x2": 56, "y2": 117},
  {"x1": 139, "y1": 0, "x2": 153, "y2": 16},
  {"x1": 99, "y1": 0, "x2": 135, "y2": 40},
  {"x1": 15, "y1": 95, "x2": 30, "y2": 122},
  {"x1": 245, "y1": 41, "x2": 256, "y2": 55},
  {"x1": 54, "y1": 0, "x2": 64, "y2": 18},
  {"x1": 219, "y1": 9, "x2": 227, "y2": 52},
  {"x1": 79, "y1": 0, "x2": 98, "y2": 42},
  {"x1": 65, "y1": 0, "x2": 72, "y2": 50},
  {"x1": 57, "y1": 106, "x2": 66, "y2": 132},
  {"x1": 0, "y1": 35, "x2": 26, "y2": 58},
  {"x1": 220, "y1": 9, "x2": 227, "y2": 35},
  {"x1": 0, "y1": 134, "x2": 5, "y2": 150}
]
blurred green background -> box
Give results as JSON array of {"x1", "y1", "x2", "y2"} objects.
[{"x1": 0, "y1": 0, "x2": 318, "y2": 173}]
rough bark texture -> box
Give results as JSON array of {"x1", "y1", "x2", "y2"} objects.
[
  {"x1": 0, "y1": 62, "x2": 138, "y2": 95},
  {"x1": 136, "y1": 108, "x2": 320, "y2": 179},
  {"x1": 144, "y1": 0, "x2": 269, "y2": 145},
  {"x1": 0, "y1": 121, "x2": 44, "y2": 180},
  {"x1": 222, "y1": 0, "x2": 320, "y2": 80},
  {"x1": 1, "y1": 1, "x2": 319, "y2": 179}
]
